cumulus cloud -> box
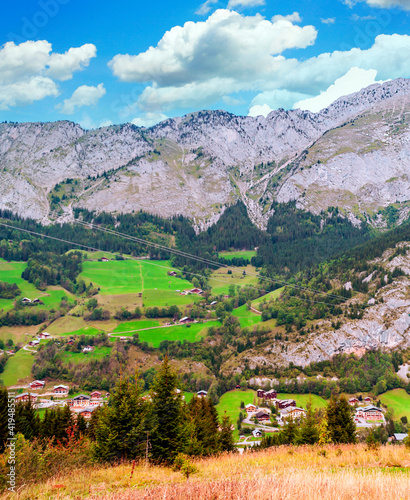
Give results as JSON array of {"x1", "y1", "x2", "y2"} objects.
[
  {"x1": 196, "y1": 0, "x2": 218, "y2": 15},
  {"x1": 0, "y1": 40, "x2": 97, "y2": 109},
  {"x1": 321, "y1": 17, "x2": 335, "y2": 24},
  {"x1": 271, "y1": 12, "x2": 302, "y2": 23},
  {"x1": 294, "y1": 67, "x2": 383, "y2": 112},
  {"x1": 58, "y1": 83, "x2": 106, "y2": 114},
  {"x1": 248, "y1": 89, "x2": 310, "y2": 116},
  {"x1": 109, "y1": 9, "x2": 317, "y2": 111},
  {"x1": 131, "y1": 112, "x2": 169, "y2": 127},
  {"x1": 227, "y1": 0, "x2": 265, "y2": 8},
  {"x1": 344, "y1": 0, "x2": 410, "y2": 8}
]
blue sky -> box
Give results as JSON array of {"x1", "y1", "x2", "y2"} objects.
[{"x1": 0, "y1": 0, "x2": 409, "y2": 128}]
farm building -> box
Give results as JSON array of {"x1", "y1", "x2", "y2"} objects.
[
  {"x1": 29, "y1": 380, "x2": 45, "y2": 390},
  {"x1": 180, "y1": 316, "x2": 194, "y2": 324},
  {"x1": 252, "y1": 429, "x2": 263, "y2": 438},
  {"x1": 15, "y1": 393, "x2": 38, "y2": 403},
  {"x1": 38, "y1": 332, "x2": 51, "y2": 339},
  {"x1": 53, "y1": 385, "x2": 69, "y2": 395},
  {"x1": 255, "y1": 410, "x2": 271, "y2": 423},
  {"x1": 28, "y1": 339, "x2": 40, "y2": 347},
  {"x1": 276, "y1": 399, "x2": 296, "y2": 410},
  {"x1": 197, "y1": 390, "x2": 208, "y2": 398},
  {"x1": 82, "y1": 346, "x2": 93, "y2": 352},
  {"x1": 348, "y1": 397, "x2": 360, "y2": 406}
]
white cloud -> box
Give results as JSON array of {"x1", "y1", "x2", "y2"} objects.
[
  {"x1": 271, "y1": 12, "x2": 302, "y2": 23},
  {"x1": 365, "y1": 0, "x2": 410, "y2": 9},
  {"x1": 345, "y1": 0, "x2": 410, "y2": 8},
  {"x1": 58, "y1": 83, "x2": 106, "y2": 114},
  {"x1": 351, "y1": 13, "x2": 376, "y2": 20},
  {"x1": 109, "y1": 9, "x2": 316, "y2": 111},
  {"x1": 99, "y1": 119, "x2": 113, "y2": 127},
  {"x1": 0, "y1": 40, "x2": 97, "y2": 110},
  {"x1": 294, "y1": 67, "x2": 383, "y2": 112},
  {"x1": 248, "y1": 103, "x2": 273, "y2": 117},
  {"x1": 321, "y1": 17, "x2": 335, "y2": 24},
  {"x1": 131, "y1": 112, "x2": 169, "y2": 128},
  {"x1": 196, "y1": 0, "x2": 218, "y2": 15},
  {"x1": 227, "y1": 0, "x2": 265, "y2": 8}
]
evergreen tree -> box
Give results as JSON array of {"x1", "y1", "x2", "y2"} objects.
[
  {"x1": 150, "y1": 356, "x2": 186, "y2": 463},
  {"x1": 281, "y1": 417, "x2": 299, "y2": 444},
  {"x1": 317, "y1": 417, "x2": 331, "y2": 445},
  {"x1": 326, "y1": 395, "x2": 356, "y2": 444},
  {"x1": 219, "y1": 411, "x2": 235, "y2": 452},
  {"x1": 15, "y1": 399, "x2": 40, "y2": 440},
  {"x1": 298, "y1": 402, "x2": 319, "y2": 444},
  {"x1": 187, "y1": 396, "x2": 220, "y2": 456}
]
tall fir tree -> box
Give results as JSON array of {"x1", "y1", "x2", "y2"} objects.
[
  {"x1": 219, "y1": 411, "x2": 235, "y2": 452},
  {"x1": 326, "y1": 395, "x2": 356, "y2": 444},
  {"x1": 187, "y1": 396, "x2": 220, "y2": 456},
  {"x1": 149, "y1": 356, "x2": 186, "y2": 463},
  {"x1": 298, "y1": 402, "x2": 319, "y2": 445}
]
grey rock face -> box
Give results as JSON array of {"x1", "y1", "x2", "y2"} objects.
[{"x1": 1, "y1": 79, "x2": 410, "y2": 226}]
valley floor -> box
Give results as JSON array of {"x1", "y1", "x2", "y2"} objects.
[{"x1": 3, "y1": 444, "x2": 409, "y2": 500}]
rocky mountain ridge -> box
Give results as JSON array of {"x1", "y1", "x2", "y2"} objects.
[{"x1": 1, "y1": 78, "x2": 410, "y2": 228}]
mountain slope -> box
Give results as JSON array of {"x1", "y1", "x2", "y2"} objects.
[{"x1": 0, "y1": 78, "x2": 410, "y2": 227}]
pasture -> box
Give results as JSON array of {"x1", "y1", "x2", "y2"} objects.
[
  {"x1": 208, "y1": 265, "x2": 259, "y2": 295},
  {"x1": 61, "y1": 346, "x2": 112, "y2": 364},
  {"x1": 275, "y1": 393, "x2": 328, "y2": 410},
  {"x1": 252, "y1": 287, "x2": 284, "y2": 310},
  {"x1": 379, "y1": 389, "x2": 410, "y2": 419},
  {"x1": 0, "y1": 348, "x2": 34, "y2": 386},
  {"x1": 219, "y1": 250, "x2": 256, "y2": 261},
  {"x1": 232, "y1": 304, "x2": 261, "y2": 328}
]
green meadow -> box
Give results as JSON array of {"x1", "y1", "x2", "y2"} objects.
[
  {"x1": 232, "y1": 304, "x2": 261, "y2": 328},
  {"x1": 218, "y1": 250, "x2": 256, "y2": 261},
  {"x1": 209, "y1": 265, "x2": 259, "y2": 295},
  {"x1": 61, "y1": 346, "x2": 112, "y2": 364},
  {"x1": 0, "y1": 349, "x2": 35, "y2": 386},
  {"x1": 252, "y1": 287, "x2": 284, "y2": 310},
  {"x1": 275, "y1": 393, "x2": 328, "y2": 410},
  {"x1": 379, "y1": 389, "x2": 410, "y2": 419}
]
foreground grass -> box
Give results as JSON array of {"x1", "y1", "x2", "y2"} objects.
[{"x1": 3, "y1": 444, "x2": 410, "y2": 500}]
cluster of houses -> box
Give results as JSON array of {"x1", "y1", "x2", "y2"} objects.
[
  {"x1": 179, "y1": 288, "x2": 203, "y2": 296},
  {"x1": 14, "y1": 383, "x2": 107, "y2": 419},
  {"x1": 28, "y1": 332, "x2": 52, "y2": 347}
]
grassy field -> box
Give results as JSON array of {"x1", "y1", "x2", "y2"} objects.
[
  {"x1": 209, "y1": 265, "x2": 259, "y2": 295},
  {"x1": 0, "y1": 349, "x2": 34, "y2": 386},
  {"x1": 61, "y1": 346, "x2": 112, "y2": 364},
  {"x1": 112, "y1": 320, "x2": 161, "y2": 333},
  {"x1": 126, "y1": 321, "x2": 220, "y2": 347},
  {"x1": 219, "y1": 250, "x2": 256, "y2": 261},
  {"x1": 275, "y1": 393, "x2": 328, "y2": 410},
  {"x1": 216, "y1": 389, "x2": 255, "y2": 427},
  {"x1": 379, "y1": 389, "x2": 410, "y2": 419},
  {"x1": 58, "y1": 326, "x2": 104, "y2": 337},
  {"x1": 232, "y1": 304, "x2": 261, "y2": 328},
  {"x1": 252, "y1": 287, "x2": 284, "y2": 310},
  {"x1": 0, "y1": 259, "x2": 75, "y2": 314}
]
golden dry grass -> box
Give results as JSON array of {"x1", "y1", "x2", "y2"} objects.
[{"x1": 2, "y1": 444, "x2": 410, "y2": 500}]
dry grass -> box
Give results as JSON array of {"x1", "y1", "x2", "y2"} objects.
[{"x1": 2, "y1": 444, "x2": 409, "y2": 500}]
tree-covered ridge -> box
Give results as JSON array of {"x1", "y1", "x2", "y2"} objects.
[{"x1": 253, "y1": 203, "x2": 372, "y2": 274}]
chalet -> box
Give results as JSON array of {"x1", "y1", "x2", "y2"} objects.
[
  {"x1": 276, "y1": 399, "x2": 296, "y2": 410},
  {"x1": 257, "y1": 389, "x2": 265, "y2": 398},
  {"x1": 15, "y1": 393, "x2": 37, "y2": 403},
  {"x1": 90, "y1": 391, "x2": 102, "y2": 400},
  {"x1": 29, "y1": 380, "x2": 45, "y2": 390},
  {"x1": 255, "y1": 410, "x2": 270, "y2": 423},
  {"x1": 280, "y1": 407, "x2": 306, "y2": 420},
  {"x1": 53, "y1": 385, "x2": 69, "y2": 395},
  {"x1": 28, "y1": 339, "x2": 40, "y2": 347},
  {"x1": 252, "y1": 429, "x2": 263, "y2": 438},
  {"x1": 82, "y1": 346, "x2": 93, "y2": 352},
  {"x1": 197, "y1": 390, "x2": 208, "y2": 398},
  {"x1": 119, "y1": 336, "x2": 130, "y2": 342},
  {"x1": 263, "y1": 389, "x2": 277, "y2": 401},
  {"x1": 67, "y1": 339, "x2": 75, "y2": 345},
  {"x1": 348, "y1": 397, "x2": 360, "y2": 406},
  {"x1": 68, "y1": 395, "x2": 91, "y2": 407},
  {"x1": 190, "y1": 288, "x2": 203, "y2": 294},
  {"x1": 21, "y1": 297, "x2": 32, "y2": 304},
  {"x1": 355, "y1": 405, "x2": 384, "y2": 421},
  {"x1": 72, "y1": 406, "x2": 97, "y2": 419},
  {"x1": 235, "y1": 384, "x2": 241, "y2": 389},
  {"x1": 363, "y1": 397, "x2": 372, "y2": 404},
  {"x1": 101, "y1": 257, "x2": 109, "y2": 262},
  {"x1": 210, "y1": 301, "x2": 217, "y2": 306},
  {"x1": 168, "y1": 271, "x2": 177, "y2": 277},
  {"x1": 32, "y1": 298, "x2": 42, "y2": 304},
  {"x1": 245, "y1": 403, "x2": 257, "y2": 413},
  {"x1": 180, "y1": 316, "x2": 194, "y2": 324},
  {"x1": 38, "y1": 332, "x2": 51, "y2": 339}
]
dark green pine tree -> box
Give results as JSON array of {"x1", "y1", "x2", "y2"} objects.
[
  {"x1": 0, "y1": 387, "x2": 8, "y2": 453},
  {"x1": 75, "y1": 414, "x2": 88, "y2": 438},
  {"x1": 326, "y1": 395, "x2": 356, "y2": 444},
  {"x1": 93, "y1": 375, "x2": 147, "y2": 461},
  {"x1": 187, "y1": 396, "x2": 220, "y2": 456},
  {"x1": 298, "y1": 401, "x2": 319, "y2": 445},
  {"x1": 281, "y1": 416, "x2": 299, "y2": 445},
  {"x1": 150, "y1": 356, "x2": 186, "y2": 464},
  {"x1": 15, "y1": 399, "x2": 40, "y2": 440},
  {"x1": 219, "y1": 411, "x2": 235, "y2": 452}
]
